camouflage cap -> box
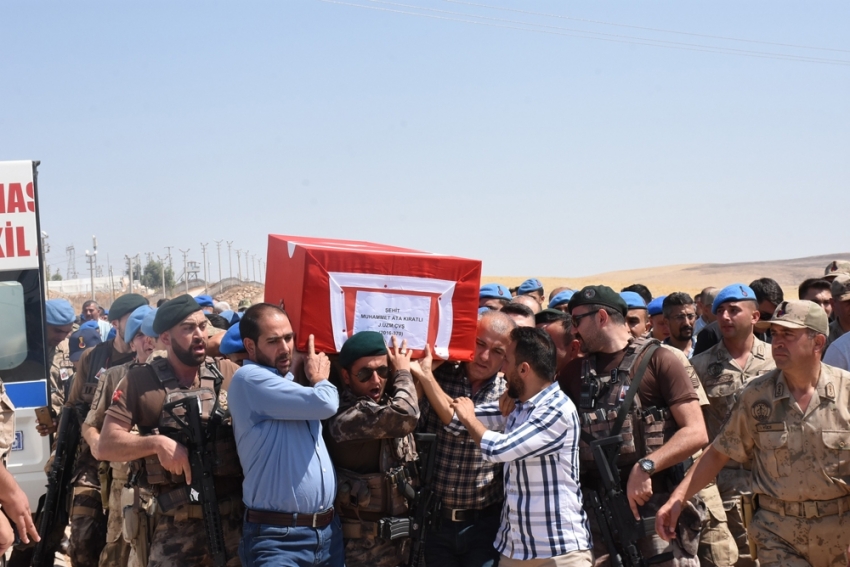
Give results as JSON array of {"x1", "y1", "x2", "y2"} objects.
[
  {"x1": 755, "y1": 300, "x2": 828, "y2": 335},
  {"x1": 831, "y1": 274, "x2": 850, "y2": 302},
  {"x1": 238, "y1": 298, "x2": 252, "y2": 309},
  {"x1": 824, "y1": 260, "x2": 850, "y2": 279}
]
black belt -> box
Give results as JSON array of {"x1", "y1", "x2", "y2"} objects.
[
  {"x1": 440, "y1": 502, "x2": 500, "y2": 522},
  {"x1": 246, "y1": 507, "x2": 335, "y2": 528}
]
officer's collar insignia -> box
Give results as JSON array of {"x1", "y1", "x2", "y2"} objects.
[
  {"x1": 774, "y1": 382, "x2": 784, "y2": 398},
  {"x1": 751, "y1": 401, "x2": 771, "y2": 422},
  {"x1": 825, "y1": 382, "x2": 835, "y2": 399}
]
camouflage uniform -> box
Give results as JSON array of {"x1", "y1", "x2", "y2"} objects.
[
  {"x1": 48, "y1": 342, "x2": 74, "y2": 416},
  {"x1": 324, "y1": 369, "x2": 420, "y2": 567},
  {"x1": 0, "y1": 379, "x2": 15, "y2": 465},
  {"x1": 661, "y1": 345, "x2": 737, "y2": 567},
  {"x1": 105, "y1": 356, "x2": 243, "y2": 567},
  {"x1": 692, "y1": 337, "x2": 774, "y2": 567},
  {"x1": 713, "y1": 363, "x2": 850, "y2": 567},
  {"x1": 85, "y1": 363, "x2": 134, "y2": 567}
]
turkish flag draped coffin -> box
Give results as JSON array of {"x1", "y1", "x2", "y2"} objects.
[{"x1": 265, "y1": 235, "x2": 482, "y2": 361}]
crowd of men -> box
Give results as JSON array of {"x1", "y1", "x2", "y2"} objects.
[{"x1": 0, "y1": 259, "x2": 849, "y2": 567}]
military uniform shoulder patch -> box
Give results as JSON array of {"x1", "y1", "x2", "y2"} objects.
[
  {"x1": 218, "y1": 390, "x2": 228, "y2": 411},
  {"x1": 751, "y1": 401, "x2": 771, "y2": 422}
]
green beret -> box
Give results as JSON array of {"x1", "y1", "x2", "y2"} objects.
[
  {"x1": 153, "y1": 294, "x2": 203, "y2": 334},
  {"x1": 108, "y1": 293, "x2": 149, "y2": 322},
  {"x1": 567, "y1": 285, "x2": 628, "y2": 317},
  {"x1": 339, "y1": 331, "x2": 388, "y2": 369}
]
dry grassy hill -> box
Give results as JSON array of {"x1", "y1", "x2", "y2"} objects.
[{"x1": 487, "y1": 252, "x2": 850, "y2": 298}]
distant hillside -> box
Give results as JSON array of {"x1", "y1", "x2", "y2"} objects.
[{"x1": 487, "y1": 252, "x2": 850, "y2": 298}]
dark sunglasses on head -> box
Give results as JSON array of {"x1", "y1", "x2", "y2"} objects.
[{"x1": 355, "y1": 365, "x2": 390, "y2": 382}]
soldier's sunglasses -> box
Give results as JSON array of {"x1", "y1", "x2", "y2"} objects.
[
  {"x1": 570, "y1": 309, "x2": 601, "y2": 328},
  {"x1": 355, "y1": 365, "x2": 390, "y2": 382}
]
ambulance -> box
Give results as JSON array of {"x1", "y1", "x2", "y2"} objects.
[{"x1": 0, "y1": 160, "x2": 51, "y2": 509}]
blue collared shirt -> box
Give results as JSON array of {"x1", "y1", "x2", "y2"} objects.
[{"x1": 228, "y1": 359, "x2": 339, "y2": 514}]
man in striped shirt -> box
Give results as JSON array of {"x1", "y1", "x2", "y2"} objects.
[{"x1": 450, "y1": 326, "x2": 593, "y2": 567}]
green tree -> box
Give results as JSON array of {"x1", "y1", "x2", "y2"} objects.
[
  {"x1": 141, "y1": 260, "x2": 175, "y2": 290},
  {"x1": 50, "y1": 269, "x2": 63, "y2": 281}
]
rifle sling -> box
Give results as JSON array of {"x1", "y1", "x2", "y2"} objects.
[{"x1": 579, "y1": 343, "x2": 659, "y2": 446}]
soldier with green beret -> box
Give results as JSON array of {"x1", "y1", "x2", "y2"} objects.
[{"x1": 324, "y1": 331, "x2": 420, "y2": 567}]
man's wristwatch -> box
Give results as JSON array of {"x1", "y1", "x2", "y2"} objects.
[{"x1": 638, "y1": 458, "x2": 656, "y2": 476}]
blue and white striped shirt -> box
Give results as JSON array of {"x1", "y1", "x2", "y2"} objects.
[{"x1": 447, "y1": 382, "x2": 592, "y2": 560}]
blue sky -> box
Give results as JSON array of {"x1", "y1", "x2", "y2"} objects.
[{"x1": 2, "y1": 1, "x2": 848, "y2": 280}]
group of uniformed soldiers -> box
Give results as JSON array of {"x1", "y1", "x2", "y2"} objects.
[{"x1": 0, "y1": 260, "x2": 848, "y2": 567}]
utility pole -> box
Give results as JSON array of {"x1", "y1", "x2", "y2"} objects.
[
  {"x1": 179, "y1": 248, "x2": 190, "y2": 293},
  {"x1": 200, "y1": 243, "x2": 209, "y2": 293},
  {"x1": 109, "y1": 265, "x2": 116, "y2": 304},
  {"x1": 214, "y1": 240, "x2": 223, "y2": 285},
  {"x1": 226, "y1": 241, "x2": 233, "y2": 282},
  {"x1": 236, "y1": 249, "x2": 242, "y2": 282},
  {"x1": 85, "y1": 235, "x2": 98, "y2": 301},
  {"x1": 41, "y1": 232, "x2": 50, "y2": 298},
  {"x1": 165, "y1": 246, "x2": 174, "y2": 274},
  {"x1": 125, "y1": 255, "x2": 134, "y2": 293},
  {"x1": 156, "y1": 254, "x2": 168, "y2": 299}
]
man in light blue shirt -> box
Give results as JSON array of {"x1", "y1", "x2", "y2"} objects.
[{"x1": 228, "y1": 303, "x2": 343, "y2": 567}]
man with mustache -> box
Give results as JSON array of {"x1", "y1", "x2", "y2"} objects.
[
  {"x1": 228, "y1": 303, "x2": 343, "y2": 567},
  {"x1": 663, "y1": 293, "x2": 698, "y2": 359},
  {"x1": 324, "y1": 331, "x2": 419, "y2": 567},
  {"x1": 97, "y1": 294, "x2": 243, "y2": 567},
  {"x1": 657, "y1": 300, "x2": 850, "y2": 567}
]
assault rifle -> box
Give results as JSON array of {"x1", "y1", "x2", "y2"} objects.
[
  {"x1": 586, "y1": 434, "x2": 678, "y2": 567},
  {"x1": 162, "y1": 396, "x2": 227, "y2": 567},
  {"x1": 32, "y1": 407, "x2": 81, "y2": 567},
  {"x1": 375, "y1": 433, "x2": 441, "y2": 567}
]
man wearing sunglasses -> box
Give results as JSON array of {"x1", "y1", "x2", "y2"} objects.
[
  {"x1": 324, "y1": 331, "x2": 419, "y2": 567},
  {"x1": 562, "y1": 286, "x2": 708, "y2": 566}
]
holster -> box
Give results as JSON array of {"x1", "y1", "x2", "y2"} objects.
[{"x1": 98, "y1": 461, "x2": 112, "y2": 510}]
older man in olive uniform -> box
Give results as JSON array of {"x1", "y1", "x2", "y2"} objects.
[
  {"x1": 691, "y1": 283, "x2": 775, "y2": 567},
  {"x1": 657, "y1": 300, "x2": 850, "y2": 567},
  {"x1": 97, "y1": 295, "x2": 242, "y2": 567},
  {"x1": 324, "y1": 331, "x2": 420, "y2": 567}
]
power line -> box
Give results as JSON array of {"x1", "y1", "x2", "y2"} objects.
[
  {"x1": 444, "y1": 0, "x2": 850, "y2": 54},
  {"x1": 316, "y1": 0, "x2": 850, "y2": 66},
  {"x1": 367, "y1": 0, "x2": 850, "y2": 65}
]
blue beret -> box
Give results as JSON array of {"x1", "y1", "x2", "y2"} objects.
[
  {"x1": 80, "y1": 320, "x2": 99, "y2": 331},
  {"x1": 45, "y1": 299, "x2": 76, "y2": 326},
  {"x1": 480, "y1": 283, "x2": 511, "y2": 300},
  {"x1": 712, "y1": 284, "x2": 757, "y2": 315},
  {"x1": 647, "y1": 296, "x2": 667, "y2": 316},
  {"x1": 219, "y1": 310, "x2": 240, "y2": 327},
  {"x1": 548, "y1": 290, "x2": 575, "y2": 309},
  {"x1": 195, "y1": 294, "x2": 214, "y2": 307},
  {"x1": 219, "y1": 322, "x2": 246, "y2": 355},
  {"x1": 620, "y1": 291, "x2": 647, "y2": 310},
  {"x1": 141, "y1": 308, "x2": 158, "y2": 338},
  {"x1": 517, "y1": 278, "x2": 543, "y2": 295},
  {"x1": 124, "y1": 305, "x2": 154, "y2": 344},
  {"x1": 69, "y1": 327, "x2": 102, "y2": 362},
  {"x1": 478, "y1": 306, "x2": 492, "y2": 316}
]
